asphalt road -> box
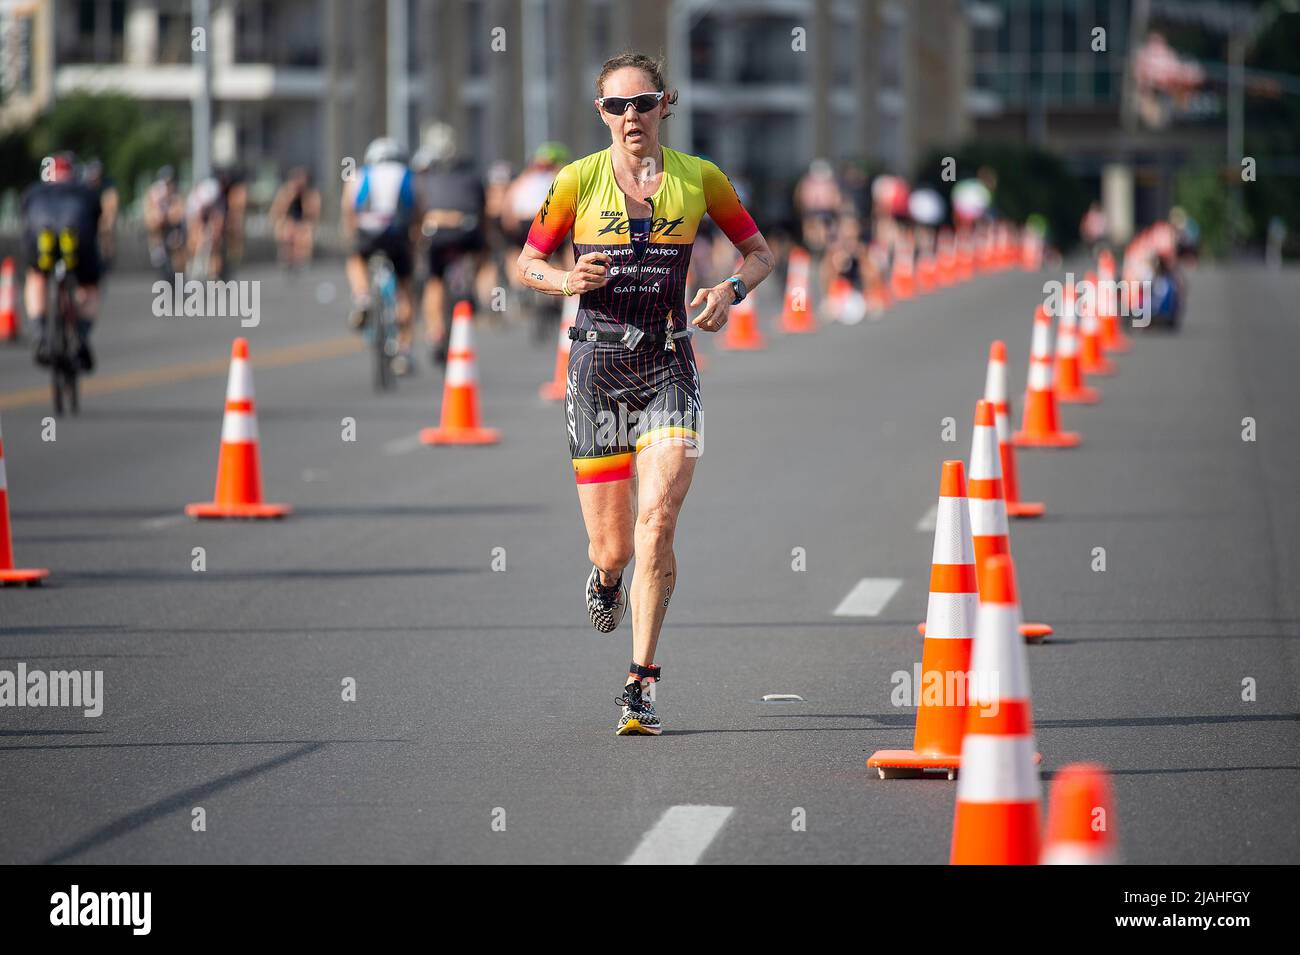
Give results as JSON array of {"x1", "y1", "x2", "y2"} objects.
[{"x1": 0, "y1": 260, "x2": 1296, "y2": 864}]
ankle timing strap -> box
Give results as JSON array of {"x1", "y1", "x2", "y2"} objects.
[{"x1": 629, "y1": 662, "x2": 661, "y2": 682}]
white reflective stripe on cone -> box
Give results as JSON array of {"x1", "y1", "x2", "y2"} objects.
[
  {"x1": 1057, "y1": 328, "x2": 1078, "y2": 357},
  {"x1": 1042, "y1": 843, "x2": 1117, "y2": 865},
  {"x1": 932, "y1": 496, "x2": 975, "y2": 564},
  {"x1": 925, "y1": 591, "x2": 978, "y2": 640},
  {"x1": 226, "y1": 359, "x2": 254, "y2": 401},
  {"x1": 0, "y1": 456, "x2": 7, "y2": 490},
  {"x1": 969, "y1": 425, "x2": 1001, "y2": 480},
  {"x1": 969, "y1": 498, "x2": 1009, "y2": 537},
  {"x1": 1028, "y1": 358, "x2": 1053, "y2": 390},
  {"x1": 445, "y1": 355, "x2": 477, "y2": 386},
  {"x1": 221, "y1": 411, "x2": 258, "y2": 443},
  {"x1": 970, "y1": 604, "x2": 1032, "y2": 699},
  {"x1": 448, "y1": 316, "x2": 474, "y2": 352},
  {"x1": 994, "y1": 408, "x2": 1012, "y2": 442},
  {"x1": 984, "y1": 360, "x2": 1006, "y2": 404},
  {"x1": 1031, "y1": 317, "x2": 1053, "y2": 359},
  {"x1": 956, "y1": 735, "x2": 1040, "y2": 802}
]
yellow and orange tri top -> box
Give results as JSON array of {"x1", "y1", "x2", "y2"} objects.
[{"x1": 525, "y1": 145, "x2": 758, "y2": 334}]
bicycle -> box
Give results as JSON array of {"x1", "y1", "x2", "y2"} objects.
[
  {"x1": 366, "y1": 252, "x2": 402, "y2": 391},
  {"x1": 40, "y1": 228, "x2": 81, "y2": 416}
]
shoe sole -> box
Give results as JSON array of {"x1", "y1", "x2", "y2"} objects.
[{"x1": 616, "y1": 719, "x2": 662, "y2": 736}]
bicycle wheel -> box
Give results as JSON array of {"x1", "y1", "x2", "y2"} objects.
[{"x1": 373, "y1": 297, "x2": 395, "y2": 392}]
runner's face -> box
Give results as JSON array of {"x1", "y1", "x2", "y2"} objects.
[{"x1": 597, "y1": 68, "x2": 667, "y2": 155}]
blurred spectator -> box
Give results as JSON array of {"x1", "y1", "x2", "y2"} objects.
[
  {"x1": 1080, "y1": 200, "x2": 1107, "y2": 252},
  {"x1": 795, "y1": 159, "x2": 842, "y2": 252}
]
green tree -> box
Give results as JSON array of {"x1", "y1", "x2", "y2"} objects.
[
  {"x1": 28, "y1": 91, "x2": 184, "y2": 204},
  {"x1": 914, "y1": 141, "x2": 1089, "y2": 253}
]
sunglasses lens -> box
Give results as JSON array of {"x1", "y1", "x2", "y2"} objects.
[{"x1": 601, "y1": 94, "x2": 661, "y2": 114}]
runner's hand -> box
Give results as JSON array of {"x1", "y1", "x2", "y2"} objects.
[
  {"x1": 690, "y1": 284, "x2": 731, "y2": 332},
  {"x1": 567, "y1": 252, "x2": 612, "y2": 293}
]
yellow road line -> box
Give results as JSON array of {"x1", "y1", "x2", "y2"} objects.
[{"x1": 0, "y1": 336, "x2": 364, "y2": 412}]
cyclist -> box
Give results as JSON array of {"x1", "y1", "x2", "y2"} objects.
[
  {"x1": 80, "y1": 158, "x2": 118, "y2": 272},
  {"x1": 342, "y1": 136, "x2": 420, "y2": 372},
  {"x1": 412, "y1": 122, "x2": 486, "y2": 367},
  {"x1": 144, "y1": 165, "x2": 187, "y2": 277},
  {"x1": 270, "y1": 166, "x2": 321, "y2": 270},
  {"x1": 516, "y1": 53, "x2": 773, "y2": 735},
  {"x1": 185, "y1": 171, "x2": 226, "y2": 278},
  {"x1": 21, "y1": 152, "x2": 103, "y2": 372}
]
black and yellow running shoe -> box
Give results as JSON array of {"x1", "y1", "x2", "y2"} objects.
[
  {"x1": 615, "y1": 664, "x2": 662, "y2": 736},
  {"x1": 586, "y1": 565, "x2": 627, "y2": 634}
]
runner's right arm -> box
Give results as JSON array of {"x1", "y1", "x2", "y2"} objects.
[{"x1": 515, "y1": 163, "x2": 609, "y2": 297}]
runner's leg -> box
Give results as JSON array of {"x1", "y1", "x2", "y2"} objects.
[
  {"x1": 629, "y1": 442, "x2": 696, "y2": 667},
  {"x1": 576, "y1": 478, "x2": 635, "y2": 587}
]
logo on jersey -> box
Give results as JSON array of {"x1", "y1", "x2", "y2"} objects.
[
  {"x1": 596, "y1": 216, "x2": 685, "y2": 239},
  {"x1": 539, "y1": 182, "x2": 555, "y2": 224}
]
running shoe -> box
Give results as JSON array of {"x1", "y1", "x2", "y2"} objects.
[
  {"x1": 347, "y1": 296, "x2": 371, "y2": 331},
  {"x1": 586, "y1": 565, "x2": 627, "y2": 633},
  {"x1": 615, "y1": 679, "x2": 661, "y2": 736}
]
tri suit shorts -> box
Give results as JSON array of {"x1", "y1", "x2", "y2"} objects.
[{"x1": 565, "y1": 333, "x2": 702, "y2": 484}]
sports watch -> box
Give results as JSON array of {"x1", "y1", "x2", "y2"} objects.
[{"x1": 726, "y1": 276, "x2": 748, "y2": 304}]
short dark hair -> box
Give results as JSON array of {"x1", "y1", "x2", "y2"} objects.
[{"x1": 596, "y1": 52, "x2": 679, "y2": 119}]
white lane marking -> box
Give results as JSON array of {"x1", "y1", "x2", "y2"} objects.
[
  {"x1": 623, "y1": 805, "x2": 735, "y2": 866},
  {"x1": 382, "y1": 433, "x2": 423, "y2": 456},
  {"x1": 833, "y1": 577, "x2": 903, "y2": 617},
  {"x1": 916, "y1": 503, "x2": 938, "y2": 532},
  {"x1": 141, "y1": 514, "x2": 186, "y2": 529},
  {"x1": 762, "y1": 693, "x2": 805, "y2": 703}
]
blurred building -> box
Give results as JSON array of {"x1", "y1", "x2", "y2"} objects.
[
  {"x1": 3, "y1": 0, "x2": 984, "y2": 223},
  {"x1": 968, "y1": 0, "x2": 1238, "y2": 243}
]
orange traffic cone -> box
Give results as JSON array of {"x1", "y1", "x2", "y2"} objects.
[
  {"x1": 968, "y1": 400, "x2": 1051, "y2": 641},
  {"x1": 890, "y1": 237, "x2": 915, "y2": 301},
  {"x1": 779, "y1": 247, "x2": 817, "y2": 333},
  {"x1": 936, "y1": 233, "x2": 957, "y2": 287},
  {"x1": 950, "y1": 554, "x2": 1042, "y2": 864},
  {"x1": 421, "y1": 301, "x2": 501, "y2": 445},
  {"x1": 0, "y1": 258, "x2": 18, "y2": 342},
  {"x1": 915, "y1": 252, "x2": 938, "y2": 294},
  {"x1": 720, "y1": 293, "x2": 765, "y2": 351},
  {"x1": 186, "y1": 339, "x2": 291, "y2": 519},
  {"x1": 1078, "y1": 273, "x2": 1115, "y2": 376},
  {"x1": 539, "y1": 295, "x2": 577, "y2": 401},
  {"x1": 1014, "y1": 306, "x2": 1080, "y2": 448},
  {"x1": 0, "y1": 415, "x2": 50, "y2": 585},
  {"x1": 1097, "y1": 251, "x2": 1131, "y2": 354},
  {"x1": 869, "y1": 460, "x2": 977, "y2": 780},
  {"x1": 985, "y1": 341, "x2": 1044, "y2": 518},
  {"x1": 1042, "y1": 763, "x2": 1119, "y2": 864},
  {"x1": 1054, "y1": 284, "x2": 1100, "y2": 405},
  {"x1": 956, "y1": 232, "x2": 975, "y2": 282}
]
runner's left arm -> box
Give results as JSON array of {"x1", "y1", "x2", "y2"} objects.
[{"x1": 691, "y1": 161, "x2": 774, "y2": 328}]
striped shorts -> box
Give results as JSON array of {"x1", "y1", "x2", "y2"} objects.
[{"x1": 565, "y1": 337, "x2": 701, "y2": 484}]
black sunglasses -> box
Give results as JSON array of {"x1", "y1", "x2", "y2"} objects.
[{"x1": 597, "y1": 92, "x2": 665, "y2": 115}]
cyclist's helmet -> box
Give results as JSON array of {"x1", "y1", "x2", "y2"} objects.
[
  {"x1": 157, "y1": 165, "x2": 177, "y2": 184},
  {"x1": 44, "y1": 152, "x2": 77, "y2": 184},
  {"x1": 81, "y1": 158, "x2": 104, "y2": 187},
  {"x1": 533, "y1": 142, "x2": 570, "y2": 168},
  {"x1": 364, "y1": 137, "x2": 408, "y2": 166}
]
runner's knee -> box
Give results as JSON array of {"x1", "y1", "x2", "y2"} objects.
[{"x1": 590, "y1": 537, "x2": 633, "y2": 573}]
